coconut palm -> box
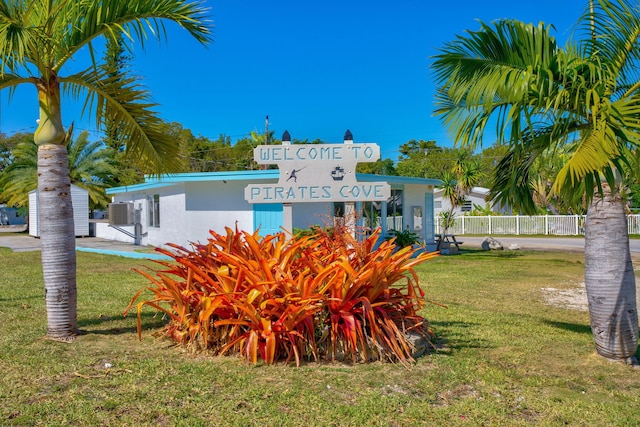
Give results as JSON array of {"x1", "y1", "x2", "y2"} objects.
[
  {"x1": 0, "y1": 130, "x2": 119, "y2": 211},
  {"x1": 436, "y1": 158, "x2": 483, "y2": 250},
  {"x1": 0, "y1": 0, "x2": 211, "y2": 340},
  {"x1": 432, "y1": 0, "x2": 640, "y2": 362}
]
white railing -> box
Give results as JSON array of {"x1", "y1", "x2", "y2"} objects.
[{"x1": 435, "y1": 214, "x2": 640, "y2": 236}]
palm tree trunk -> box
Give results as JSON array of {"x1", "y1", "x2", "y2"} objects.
[
  {"x1": 35, "y1": 75, "x2": 78, "y2": 340},
  {"x1": 584, "y1": 187, "x2": 638, "y2": 361},
  {"x1": 38, "y1": 144, "x2": 78, "y2": 339}
]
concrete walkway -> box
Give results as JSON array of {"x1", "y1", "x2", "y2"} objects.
[
  {"x1": 0, "y1": 232, "x2": 171, "y2": 260},
  {"x1": 2, "y1": 229, "x2": 640, "y2": 258}
]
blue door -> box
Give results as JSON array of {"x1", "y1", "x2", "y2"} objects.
[{"x1": 254, "y1": 204, "x2": 284, "y2": 236}]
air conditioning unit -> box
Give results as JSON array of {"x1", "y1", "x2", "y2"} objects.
[{"x1": 108, "y1": 202, "x2": 134, "y2": 226}]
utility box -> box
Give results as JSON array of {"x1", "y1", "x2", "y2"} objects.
[
  {"x1": 108, "y1": 202, "x2": 134, "y2": 226},
  {"x1": 28, "y1": 184, "x2": 90, "y2": 237}
]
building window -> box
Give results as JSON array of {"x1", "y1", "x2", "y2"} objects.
[
  {"x1": 461, "y1": 199, "x2": 472, "y2": 212},
  {"x1": 333, "y1": 202, "x2": 345, "y2": 217},
  {"x1": 362, "y1": 201, "x2": 382, "y2": 233},
  {"x1": 434, "y1": 200, "x2": 442, "y2": 209},
  {"x1": 387, "y1": 189, "x2": 403, "y2": 231},
  {"x1": 331, "y1": 202, "x2": 345, "y2": 228},
  {"x1": 148, "y1": 194, "x2": 160, "y2": 227}
]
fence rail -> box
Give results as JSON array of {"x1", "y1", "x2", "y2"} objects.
[{"x1": 435, "y1": 214, "x2": 640, "y2": 236}]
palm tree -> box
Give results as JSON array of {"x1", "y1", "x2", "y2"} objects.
[
  {"x1": 437, "y1": 170, "x2": 461, "y2": 249},
  {"x1": 436, "y1": 158, "x2": 483, "y2": 250},
  {"x1": 0, "y1": 0, "x2": 211, "y2": 341},
  {"x1": 432, "y1": 0, "x2": 640, "y2": 362},
  {"x1": 0, "y1": 131, "x2": 119, "y2": 211},
  {"x1": 0, "y1": 134, "x2": 37, "y2": 208}
]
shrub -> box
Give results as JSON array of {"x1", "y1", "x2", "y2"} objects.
[
  {"x1": 125, "y1": 225, "x2": 439, "y2": 366},
  {"x1": 385, "y1": 228, "x2": 422, "y2": 248}
]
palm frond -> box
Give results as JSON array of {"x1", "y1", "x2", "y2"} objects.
[
  {"x1": 433, "y1": 20, "x2": 560, "y2": 149},
  {"x1": 58, "y1": 0, "x2": 212, "y2": 70},
  {"x1": 0, "y1": 138, "x2": 38, "y2": 207},
  {"x1": 61, "y1": 66, "x2": 184, "y2": 174},
  {"x1": 576, "y1": 0, "x2": 640, "y2": 91}
]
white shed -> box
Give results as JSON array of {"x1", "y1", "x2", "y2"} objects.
[{"x1": 29, "y1": 184, "x2": 90, "y2": 237}]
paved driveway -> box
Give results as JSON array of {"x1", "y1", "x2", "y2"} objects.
[
  {"x1": 2, "y1": 232, "x2": 640, "y2": 255},
  {"x1": 460, "y1": 235, "x2": 640, "y2": 253},
  {"x1": 0, "y1": 233, "x2": 170, "y2": 259}
]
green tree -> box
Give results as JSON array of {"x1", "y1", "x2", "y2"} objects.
[
  {"x1": 0, "y1": 134, "x2": 37, "y2": 207},
  {"x1": 395, "y1": 141, "x2": 473, "y2": 181},
  {"x1": 0, "y1": 131, "x2": 118, "y2": 211},
  {"x1": 433, "y1": 0, "x2": 640, "y2": 362},
  {"x1": 0, "y1": 0, "x2": 211, "y2": 341},
  {"x1": 398, "y1": 139, "x2": 441, "y2": 160},
  {"x1": 101, "y1": 31, "x2": 148, "y2": 185},
  {"x1": 436, "y1": 157, "x2": 484, "y2": 249},
  {"x1": 250, "y1": 129, "x2": 275, "y2": 146},
  {"x1": 623, "y1": 148, "x2": 640, "y2": 211},
  {"x1": 356, "y1": 158, "x2": 397, "y2": 175},
  {"x1": 0, "y1": 132, "x2": 31, "y2": 175},
  {"x1": 103, "y1": 33, "x2": 131, "y2": 153},
  {"x1": 67, "y1": 131, "x2": 120, "y2": 211}
]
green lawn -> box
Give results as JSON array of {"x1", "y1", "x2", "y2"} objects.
[{"x1": 1, "y1": 246, "x2": 639, "y2": 426}]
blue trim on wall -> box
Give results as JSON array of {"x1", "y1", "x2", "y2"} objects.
[
  {"x1": 107, "y1": 170, "x2": 442, "y2": 195},
  {"x1": 76, "y1": 247, "x2": 172, "y2": 260}
]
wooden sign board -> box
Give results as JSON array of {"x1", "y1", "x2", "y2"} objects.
[{"x1": 245, "y1": 143, "x2": 391, "y2": 203}]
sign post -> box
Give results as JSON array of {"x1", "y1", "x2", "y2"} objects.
[{"x1": 245, "y1": 130, "x2": 391, "y2": 234}]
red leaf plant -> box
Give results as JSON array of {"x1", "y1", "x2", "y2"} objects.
[{"x1": 125, "y1": 224, "x2": 440, "y2": 365}]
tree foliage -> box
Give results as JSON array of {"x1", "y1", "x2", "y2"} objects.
[
  {"x1": 432, "y1": 0, "x2": 640, "y2": 361},
  {"x1": 394, "y1": 138, "x2": 501, "y2": 187},
  {"x1": 0, "y1": 0, "x2": 212, "y2": 340},
  {"x1": 0, "y1": 133, "x2": 31, "y2": 175},
  {"x1": 0, "y1": 131, "x2": 118, "y2": 210},
  {"x1": 432, "y1": 2, "x2": 640, "y2": 212}
]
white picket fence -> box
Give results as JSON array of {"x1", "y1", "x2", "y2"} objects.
[{"x1": 435, "y1": 214, "x2": 640, "y2": 236}]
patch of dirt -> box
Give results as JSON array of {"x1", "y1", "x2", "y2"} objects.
[
  {"x1": 541, "y1": 286, "x2": 588, "y2": 311},
  {"x1": 433, "y1": 384, "x2": 480, "y2": 407}
]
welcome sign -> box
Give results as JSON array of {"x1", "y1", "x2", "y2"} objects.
[{"x1": 244, "y1": 143, "x2": 391, "y2": 203}]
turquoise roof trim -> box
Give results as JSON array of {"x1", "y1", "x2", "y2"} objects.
[
  {"x1": 356, "y1": 173, "x2": 441, "y2": 186},
  {"x1": 106, "y1": 170, "x2": 441, "y2": 194}
]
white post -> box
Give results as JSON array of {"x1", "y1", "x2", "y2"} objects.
[
  {"x1": 283, "y1": 203, "x2": 293, "y2": 235},
  {"x1": 344, "y1": 130, "x2": 356, "y2": 237},
  {"x1": 545, "y1": 215, "x2": 549, "y2": 235},
  {"x1": 282, "y1": 132, "x2": 293, "y2": 235}
]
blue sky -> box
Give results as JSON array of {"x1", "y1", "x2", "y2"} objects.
[{"x1": 1, "y1": 0, "x2": 585, "y2": 160}]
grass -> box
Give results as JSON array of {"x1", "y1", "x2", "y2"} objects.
[{"x1": 1, "y1": 245, "x2": 639, "y2": 426}]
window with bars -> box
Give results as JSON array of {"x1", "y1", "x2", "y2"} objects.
[
  {"x1": 148, "y1": 194, "x2": 160, "y2": 227},
  {"x1": 387, "y1": 189, "x2": 403, "y2": 231}
]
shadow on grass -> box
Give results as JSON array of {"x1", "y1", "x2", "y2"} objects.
[
  {"x1": 429, "y1": 320, "x2": 492, "y2": 354},
  {"x1": 78, "y1": 311, "x2": 166, "y2": 335},
  {"x1": 0, "y1": 294, "x2": 42, "y2": 302},
  {"x1": 542, "y1": 320, "x2": 592, "y2": 335},
  {"x1": 456, "y1": 248, "x2": 527, "y2": 259}
]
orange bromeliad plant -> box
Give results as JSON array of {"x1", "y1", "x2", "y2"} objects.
[{"x1": 125, "y1": 225, "x2": 439, "y2": 365}]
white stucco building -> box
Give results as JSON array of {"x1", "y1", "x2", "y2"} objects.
[
  {"x1": 97, "y1": 170, "x2": 441, "y2": 250},
  {"x1": 433, "y1": 186, "x2": 511, "y2": 216}
]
